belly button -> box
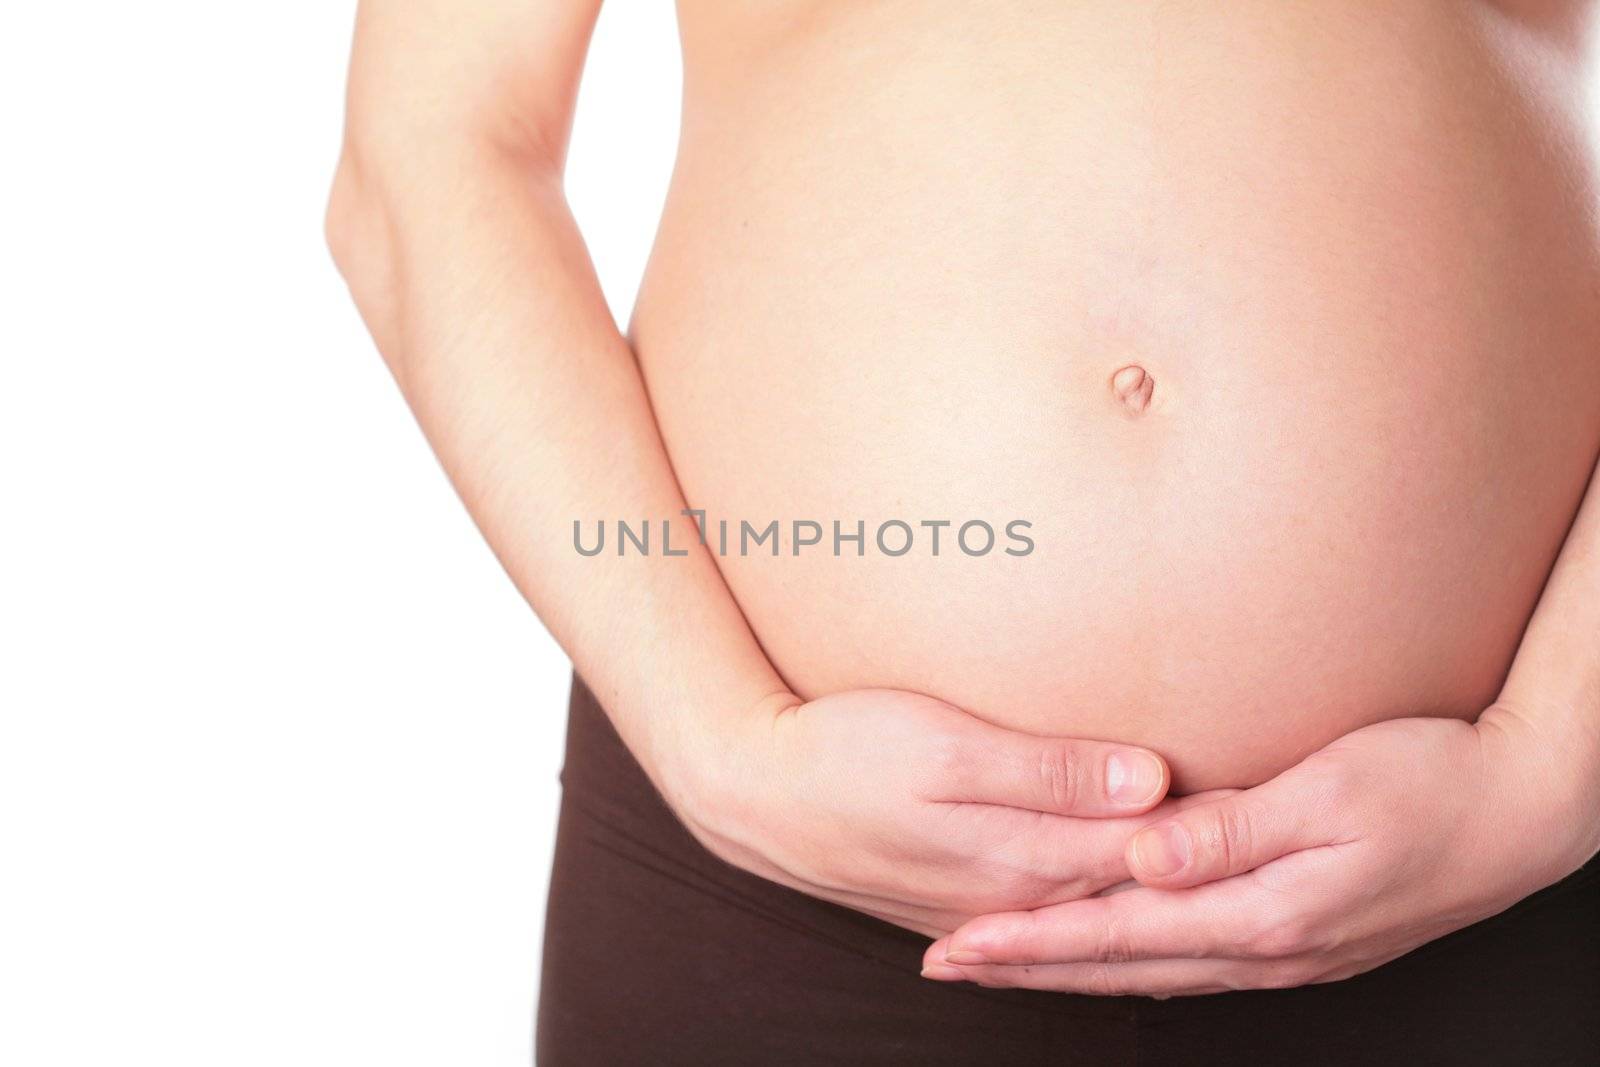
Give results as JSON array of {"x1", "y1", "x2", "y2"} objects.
[{"x1": 1110, "y1": 364, "x2": 1155, "y2": 414}]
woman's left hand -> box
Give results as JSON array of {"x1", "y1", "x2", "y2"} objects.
[{"x1": 921, "y1": 708, "x2": 1595, "y2": 996}]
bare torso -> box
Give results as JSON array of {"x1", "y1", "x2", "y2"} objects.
[{"x1": 633, "y1": 0, "x2": 1600, "y2": 790}]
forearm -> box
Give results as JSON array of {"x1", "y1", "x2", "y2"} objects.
[
  {"x1": 1482, "y1": 446, "x2": 1600, "y2": 873},
  {"x1": 327, "y1": 130, "x2": 790, "y2": 807}
]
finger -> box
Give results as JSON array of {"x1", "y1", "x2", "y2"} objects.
[
  {"x1": 942, "y1": 724, "x2": 1170, "y2": 817},
  {"x1": 988, "y1": 812, "x2": 1167, "y2": 899},
  {"x1": 922, "y1": 936, "x2": 954, "y2": 974},
  {"x1": 923, "y1": 955, "x2": 1309, "y2": 997},
  {"x1": 933, "y1": 881, "x2": 1272, "y2": 967},
  {"x1": 995, "y1": 791, "x2": 1242, "y2": 902},
  {"x1": 1125, "y1": 770, "x2": 1335, "y2": 888}
]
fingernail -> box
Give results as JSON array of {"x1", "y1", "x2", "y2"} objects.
[
  {"x1": 1107, "y1": 751, "x2": 1164, "y2": 804},
  {"x1": 943, "y1": 949, "x2": 989, "y2": 966},
  {"x1": 921, "y1": 964, "x2": 965, "y2": 981},
  {"x1": 1132, "y1": 823, "x2": 1191, "y2": 878}
]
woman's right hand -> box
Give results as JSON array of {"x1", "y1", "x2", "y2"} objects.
[{"x1": 672, "y1": 687, "x2": 1194, "y2": 937}]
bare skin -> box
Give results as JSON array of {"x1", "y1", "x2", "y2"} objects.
[
  {"x1": 329, "y1": 0, "x2": 1600, "y2": 992},
  {"x1": 646, "y1": 0, "x2": 1600, "y2": 792}
]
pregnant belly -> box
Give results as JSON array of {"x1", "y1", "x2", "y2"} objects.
[
  {"x1": 646, "y1": 349, "x2": 1596, "y2": 791},
  {"x1": 633, "y1": 1, "x2": 1600, "y2": 790}
]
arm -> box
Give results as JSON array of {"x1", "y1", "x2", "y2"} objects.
[
  {"x1": 326, "y1": 0, "x2": 781, "y2": 818},
  {"x1": 924, "y1": 451, "x2": 1600, "y2": 991},
  {"x1": 328, "y1": 0, "x2": 1182, "y2": 936}
]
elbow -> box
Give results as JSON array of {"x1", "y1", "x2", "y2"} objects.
[
  {"x1": 323, "y1": 139, "x2": 407, "y2": 369},
  {"x1": 322, "y1": 158, "x2": 362, "y2": 280},
  {"x1": 324, "y1": 108, "x2": 563, "y2": 373},
  {"x1": 323, "y1": 146, "x2": 389, "y2": 295}
]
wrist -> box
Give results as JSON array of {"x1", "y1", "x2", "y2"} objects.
[
  {"x1": 649, "y1": 683, "x2": 800, "y2": 863},
  {"x1": 1476, "y1": 705, "x2": 1600, "y2": 889}
]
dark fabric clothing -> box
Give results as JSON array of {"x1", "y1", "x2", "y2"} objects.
[{"x1": 537, "y1": 675, "x2": 1600, "y2": 1066}]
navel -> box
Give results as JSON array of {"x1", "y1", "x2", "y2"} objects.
[{"x1": 1110, "y1": 363, "x2": 1155, "y2": 414}]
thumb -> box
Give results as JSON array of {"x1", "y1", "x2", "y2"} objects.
[{"x1": 1125, "y1": 772, "x2": 1327, "y2": 888}]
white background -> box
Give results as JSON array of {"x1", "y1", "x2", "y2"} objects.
[
  {"x1": 3, "y1": 3, "x2": 678, "y2": 1064},
  {"x1": 6, "y1": 5, "x2": 1600, "y2": 1066}
]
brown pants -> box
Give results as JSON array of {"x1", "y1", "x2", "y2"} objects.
[{"x1": 537, "y1": 676, "x2": 1600, "y2": 1066}]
